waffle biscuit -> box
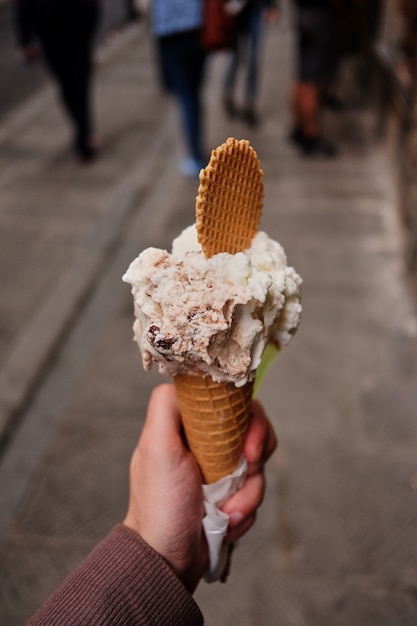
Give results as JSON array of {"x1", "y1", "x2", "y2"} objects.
[{"x1": 195, "y1": 137, "x2": 264, "y2": 258}]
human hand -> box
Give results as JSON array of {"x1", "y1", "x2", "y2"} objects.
[
  {"x1": 124, "y1": 386, "x2": 277, "y2": 592},
  {"x1": 124, "y1": 384, "x2": 207, "y2": 592}
]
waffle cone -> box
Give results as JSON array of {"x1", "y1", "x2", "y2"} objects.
[{"x1": 174, "y1": 373, "x2": 254, "y2": 484}]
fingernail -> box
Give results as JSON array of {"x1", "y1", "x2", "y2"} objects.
[{"x1": 228, "y1": 511, "x2": 244, "y2": 527}]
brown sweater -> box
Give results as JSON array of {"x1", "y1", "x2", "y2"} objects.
[{"x1": 26, "y1": 524, "x2": 204, "y2": 625}]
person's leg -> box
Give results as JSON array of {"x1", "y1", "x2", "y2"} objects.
[
  {"x1": 178, "y1": 47, "x2": 206, "y2": 168},
  {"x1": 290, "y1": 9, "x2": 337, "y2": 156},
  {"x1": 291, "y1": 81, "x2": 336, "y2": 156},
  {"x1": 158, "y1": 31, "x2": 206, "y2": 174},
  {"x1": 292, "y1": 82, "x2": 319, "y2": 137},
  {"x1": 222, "y1": 23, "x2": 242, "y2": 118},
  {"x1": 70, "y1": 45, "x2": 96, "y2": 159},
  {"x1": 41, "y1": 37, "x2": 96, "y2": 160},
  {"x1": 242, "y1": 4, "x2": 263, "y2": 125},
  {"x1": 223, "y1": 44, "x2": 240, "y2": 117}
]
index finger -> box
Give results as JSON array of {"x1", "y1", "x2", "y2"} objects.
[{"x1": 244, "y1": 400, "x2": 277, "y2": 474}]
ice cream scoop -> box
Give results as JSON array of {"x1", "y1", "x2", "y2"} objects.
[{"x1": 123, "y1": 225, "x2": 301, "y2": 389}]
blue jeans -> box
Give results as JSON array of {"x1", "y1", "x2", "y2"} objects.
[{"x1": 156, "y1": 30, "x2": 207, "y2": 162}]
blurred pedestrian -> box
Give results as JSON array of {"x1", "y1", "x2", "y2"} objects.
[
  {"x1": 13, "y1": 0, "x2": 101, "y2": 162},
  {"x1": 150, "y1": 0, "x2": 207, "y2": 179},
  {"x1": 288, "y1": 0, "x2": 347, "y2": 157},
  {"x1": 223, "y1": 0, "x2": 279, "y2": 127},
  {"x1": 399, "y1": 0, "x2": 417, "y2": 84}
]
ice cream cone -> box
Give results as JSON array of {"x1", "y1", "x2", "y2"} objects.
[
  {"x1": 173, "y1": 138, "x2": 262, "y2": 483},
  {"x1": 174, "y1": 373, "x2": 254, "y2": 484}
]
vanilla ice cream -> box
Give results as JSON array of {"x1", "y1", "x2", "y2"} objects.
[{"x1": 123, "y1": 225, "x2": 302, "y2": 387}]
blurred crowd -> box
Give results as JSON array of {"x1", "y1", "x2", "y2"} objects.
[{"x1": 11, "y1": 1, "x2": 417, "y2": 169}]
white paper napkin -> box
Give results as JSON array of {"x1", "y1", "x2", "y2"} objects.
[{"x1": 202, "y1": 457, "x2": 247, "y2": 582}]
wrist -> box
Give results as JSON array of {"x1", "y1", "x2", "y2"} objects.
[{"x1": 122, "y1": 520, "x2": 207, "y2": 594}]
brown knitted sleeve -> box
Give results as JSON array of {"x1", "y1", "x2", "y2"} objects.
[{"x1": 26, "y1": 524, "x2": 204, "y2": 625}]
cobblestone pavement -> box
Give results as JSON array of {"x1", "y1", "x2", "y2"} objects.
[{"x1": 0, "y1": 9, "x2": 417, "y2": 626}]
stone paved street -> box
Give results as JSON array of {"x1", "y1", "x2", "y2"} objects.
[{"x1": 0, "y1": 8, "x2": 417, "y2": 626}]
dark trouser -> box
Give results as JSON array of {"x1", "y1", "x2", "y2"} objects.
[
  {"x1": 224, "y1": 3, "x2": 264, "y2": 105},
  {"x1": 42, "y1": 36, "x2": 95, "y2": 155},
  {"x1": 295, "y1": 9, "x2": 341, "y2": 85},
  {"x1": 156, "y1": 30, "x2": 207, "y2": 162}
]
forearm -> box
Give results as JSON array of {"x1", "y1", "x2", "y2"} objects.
[{"x1": 26, "y1": 524, "x2": 203, "y2": 626}]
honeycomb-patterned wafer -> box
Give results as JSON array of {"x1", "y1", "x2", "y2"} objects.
[{"x1": 195, "y1": 137, "x2": 264, "y2": 257}]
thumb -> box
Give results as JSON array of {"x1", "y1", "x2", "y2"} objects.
[{"x1": 140, "y1": 384, "x2": 184, "y2": 453}]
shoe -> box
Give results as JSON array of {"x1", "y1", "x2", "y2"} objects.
[
  {"x1": 75, "y1": 133, "x2": 100, "y2": 163},
  {"x1": 301, "y1": 136, "x2": 337, "y2": 158},
  {"x1": 288, "y1": 126, "x2": 304, "y2": 146},
  {"x1": 241, "y1": 107, "x2": 260, "y2": 128},
  {"x1": 321, "y1": 93, "x2": 345, "y2": 112},
  {"x1": 223, "y1": 95, "x2": 238, "y2": 119},
  {"x1": 77, "y1": 145, "x2": 98, "y2": 162},
  {"x1": 179, "y1": 157, "x2": 204, "y2": 179}
]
